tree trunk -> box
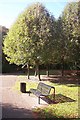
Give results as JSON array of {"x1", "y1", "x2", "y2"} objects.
[
  {"x1": 61, "y1": 56, "x2": 64, "y2": 77},
  {"x1": 46, "y1": 65, "x2": 49, "y2": 77},
  {"x1": 36, "y1": 62, "x2": 41, "y2": 81},
  {"x1": 34, "y1": 66, "x2": 37, "y2": 76},
  {"x1": 62, "y1": 67, "x2": 64, "y2": 77},
  {"x1": 75, "y1": 61, "x2": 79, "y2": 76},
  {"x1": 27, "y1": 63, "x2": 30, "y2": 79}
]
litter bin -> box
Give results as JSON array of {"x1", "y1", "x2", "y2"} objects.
[{"x1": 20, "y1": 83, "x2": 26, "y2": 93}]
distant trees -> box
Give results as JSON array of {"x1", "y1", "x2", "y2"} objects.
[
  {"x1": 0, "y1": 26, "x2": 18, "y2": 73},
  {"x1": 1, "y1": 26, "x2": 10, "y2": 73}
]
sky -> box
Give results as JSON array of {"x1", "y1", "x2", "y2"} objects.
[{"x1": 0, "y1": 0, "x2": 77, "y2": 28}]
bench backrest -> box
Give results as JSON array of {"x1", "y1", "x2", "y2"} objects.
[{"x1": 37, "y1": 82, "x2": 52, "y2": 95}]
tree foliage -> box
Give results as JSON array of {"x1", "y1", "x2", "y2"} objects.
[
  {"x1": 3, "y1": 2, "x2": 56, "y2": 79},
  {"x1": 61, "y1": 1, "x2": 80, "y2": 70}
]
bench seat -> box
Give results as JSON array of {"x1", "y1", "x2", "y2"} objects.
[{"x1": 29, "y1": 82, "x2": 55, "y2": 104}]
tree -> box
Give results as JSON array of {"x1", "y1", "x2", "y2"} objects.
[
  {"x1": 61, "y1": 1, "x2": 80, "y2": 71},
  {"x1": 54, "y1": 17, "x2": 70, "y2": 76},
  {"x1": 55, "y1": 2, "x2": 80, "y2": 76},
  {"x1": 39, "y1": 14, "x2": 56, "y2": 77},
  {"x1": 3, "y1": 2, "x2": 56, "y2": 80}
]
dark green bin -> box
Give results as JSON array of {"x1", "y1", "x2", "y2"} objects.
[{"x1": 20, "y1": 83, "x2": 26, "y2": 93}]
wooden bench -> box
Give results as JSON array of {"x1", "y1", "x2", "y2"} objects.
[{"x1": 29, "y1": 82, "x2": 55, "y2": 104}]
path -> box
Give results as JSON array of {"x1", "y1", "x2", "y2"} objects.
[{"x1": 0, "y1": 75, "x2": 48, "y2": 119}]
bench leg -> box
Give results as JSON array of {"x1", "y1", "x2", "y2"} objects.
[
  {"x1": 38, "y1": 97, "x2": 40, "y2": 104},
  {"x1": 54, "y1": 88, "x2": 55, "y2": 100},
  {"x1": 29, "y1": 92, "x2": 30, "y2": 96}
]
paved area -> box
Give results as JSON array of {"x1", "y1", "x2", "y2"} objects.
[{"x1": 0, "y1": 75, "x2": 48, "y2": 119}]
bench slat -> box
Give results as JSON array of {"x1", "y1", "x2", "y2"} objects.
[{"x1": 29, "y1": 82, "x2": 55, "y2": 104}]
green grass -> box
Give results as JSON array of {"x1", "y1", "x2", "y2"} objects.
[
  {"x1": 13, "y1": 77, "x2": 79, "y2": 118},
  {"x1": 34, "y1": 83, "x2": 78, "y2": 118},
  {"x1": 13, "y1": 75, "x2": 38, "y2": 91}
]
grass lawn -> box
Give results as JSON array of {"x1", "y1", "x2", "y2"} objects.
[{"x1": 13, "y1": 75, "x2": 79, "y2": 119}]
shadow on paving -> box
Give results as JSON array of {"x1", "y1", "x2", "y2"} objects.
[
  {"x1": 40, "y1": 94, "x2": 76, "y2": 104},
  {"x1": 1, "y1": 98, "x2": 77, "y2": 120},
  {"x1": 1, "y1": 103, "x2": 35, "y2": 119}
]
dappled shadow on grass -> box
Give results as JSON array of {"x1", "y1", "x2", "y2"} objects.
[
  {"x1": 53, "y1": 94, "x2": 76, "y2": 103},
  {"x1": 1, "y1": 103, "x2": 36, "y2": 119},
  {"x1": 34, "y1": 107, "x2": 78, "y2": 119},
  {"x1": 40, "y1": 94, "x2": 76, "y2": 104},
  {"x1": 48, "y1": 76, "x2": 79, "y2": 87}
]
